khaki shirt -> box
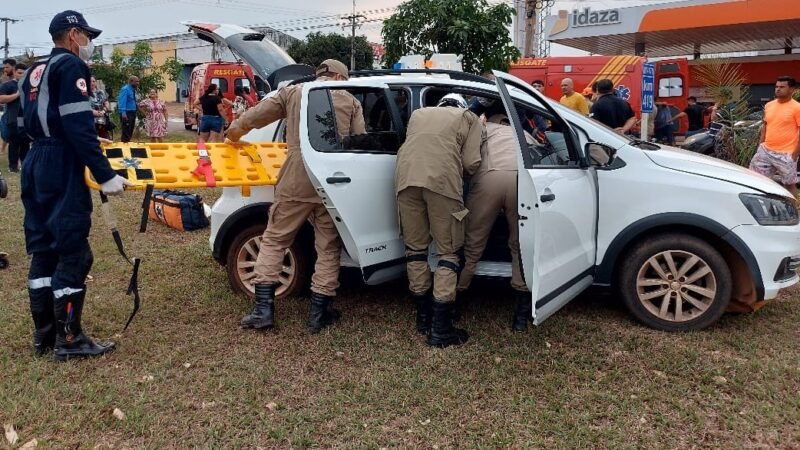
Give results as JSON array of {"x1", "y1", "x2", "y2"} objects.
[
  {"x1": 473, "y1": 118, "x2": 534, "y2": 183},
  {"x1": 227, "y1": 78, "x2": 366, "y2": 203},
  {"x1": 395, "y1": 107, "x2": 484, "y2": 201}
]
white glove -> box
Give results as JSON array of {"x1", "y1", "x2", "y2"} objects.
[{"x1": 100, "y1": 175, "x2": 134, "y2": 195}]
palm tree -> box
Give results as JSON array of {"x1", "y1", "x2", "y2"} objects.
[{"x1": 692, "y1": 60, "x2": 758, "y2": 167}]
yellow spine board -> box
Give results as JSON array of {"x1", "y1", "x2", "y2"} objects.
[{"x1": 85, "y1": 142, "x2": 287, "y2": 190}]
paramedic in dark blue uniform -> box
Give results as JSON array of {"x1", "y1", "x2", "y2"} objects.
[{"x1": 20, "y1": 11, "x2": 133, "y2": 361}]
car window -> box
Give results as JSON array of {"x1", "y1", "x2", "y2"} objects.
[
  {"x1": 234, "y1": 78, "x2": 252, "y2": 90},
  {"x1": 210, "y1": 77, "x2": 229, "y2": 95},
  {"x1": 307, "y1": 87, "x2": 403, "y2": 154}
]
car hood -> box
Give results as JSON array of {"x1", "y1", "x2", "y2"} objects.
[{"x1": 644, "y1": 146, "x2": 792, "y2": 197}]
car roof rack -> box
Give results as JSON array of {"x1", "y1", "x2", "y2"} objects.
[{"x1": 349, "y1": 69, "x2": 492, "y2": 85}]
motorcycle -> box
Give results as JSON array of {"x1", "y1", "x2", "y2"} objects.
[{"x1": 680, "y1": 111, "x2": 763, "y2": 157}]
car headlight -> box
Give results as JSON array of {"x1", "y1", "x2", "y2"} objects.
[{"x1": 739, "y1": 193, "x2": 799, "y2": 226}]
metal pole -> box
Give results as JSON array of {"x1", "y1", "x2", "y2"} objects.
[
  {"x1": 351, "y1": 0, "x2": 356, "y2": 71},
  {"x1": 1, "y1": 18, "x2": 20, "y2": 60}
]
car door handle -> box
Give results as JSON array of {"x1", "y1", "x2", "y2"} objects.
[
  {"x1": 540, "y1": 193, "x2": 556, "y2": 203},
  {"x1": 326, "y1": 176, "x2": 351, "y2": 184}
]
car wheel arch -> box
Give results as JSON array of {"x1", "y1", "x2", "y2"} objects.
[
  {"x1": 597, "y1": 213, "x2": 763, "y2": 300},
  {"x1": 214, "y1": 202, "x2": 317, "y2": 265}
]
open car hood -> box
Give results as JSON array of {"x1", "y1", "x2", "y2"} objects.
[
  {"x1": 644, "y1": 146, "x2": 792, "y2": 197},
  {"x1": 182, "y1": 21, "x2": 313, "y2": 91}
]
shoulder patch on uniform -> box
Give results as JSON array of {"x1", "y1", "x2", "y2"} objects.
[
  {"x1": 29, "y1": 65, "x2": 45, "y2": 88},
  {"x1": 76, "y1": 78, "x2": 88, "y2": 95}
]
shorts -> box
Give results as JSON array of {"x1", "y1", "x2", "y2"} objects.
[
  {"x1": 198, "y1": 115, "x2": 223, "y2": 133},
  {"x1": 749, "y1": 144, "x2": 798, "y2": 185}
]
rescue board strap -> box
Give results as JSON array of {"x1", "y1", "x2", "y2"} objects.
[{"x1": 99, "y1": 191, "x2": 143, "y2": 332}]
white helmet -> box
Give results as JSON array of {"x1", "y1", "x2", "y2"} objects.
[{"x1": 437, "y1": 93, "x2": 468, "y2": 109}]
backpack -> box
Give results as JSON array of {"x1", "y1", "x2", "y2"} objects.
[{"x1": 148, "y1": 190, "x2": 209, "y2": 231}]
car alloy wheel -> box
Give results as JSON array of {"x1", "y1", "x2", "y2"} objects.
[
  {"x1": 635, "y1": 250, "x2": 716, "y2": 323},
  {"x1": 236, "y1": 234, "x2": 297, "y2": 298}
]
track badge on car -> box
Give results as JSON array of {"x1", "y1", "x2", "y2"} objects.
[{"x1": 76, "y1": 78, "x2": 88, "y2": 95}]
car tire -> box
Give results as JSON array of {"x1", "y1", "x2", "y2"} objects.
[
  {"x1": 618, "y1": 233, "x2": 731, "y2": 331},
  {"x1": 225, "y1": 223, "x2": 310, "y2": 300}
]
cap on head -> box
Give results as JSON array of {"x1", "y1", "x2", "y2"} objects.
[
  {"x1": 316, "y1": 59, "x2": 349, "y2": 80},
  {"x1": 49, "y1": 10, "x2": 102, "y2": 39},
  {"x1": 437, "y1": 93, "x2": 468, "y2": 109}
]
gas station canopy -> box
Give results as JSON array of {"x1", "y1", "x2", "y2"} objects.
[{"x1": 545, "y1": 0, "x2": 800, "y2": 57}]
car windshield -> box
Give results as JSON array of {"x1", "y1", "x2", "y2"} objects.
[{"x1": 224, "y1": 33, "x2": 294, "y2": 85}]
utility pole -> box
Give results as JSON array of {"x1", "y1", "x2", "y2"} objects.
[
  {"x1": 343, "y1": 0, "x2": 366, "y2": 70},
  {"x1": 1, "y1": 17, "x2": 21, "y2": 60},
  {"x1": 522, "y1": 0, "x2": 554, "y2": 58}
]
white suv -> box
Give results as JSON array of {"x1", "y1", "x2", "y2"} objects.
[{"x1": 196, "y1": 24, "x2": 800, "y2": 332}]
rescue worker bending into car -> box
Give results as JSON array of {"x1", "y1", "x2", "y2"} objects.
[
  {"x1": 395, "y1": 94, "x2": 483, "y2": 348},
  {"x1": 457, "y1": 101, "x2": 533, "y2": 332},
  {"x1": 21, "y1": 11, "x2": 134, "y2": 361},
  {"x1": 225, "y1": 59, "x2": 366, "y2": 333}
]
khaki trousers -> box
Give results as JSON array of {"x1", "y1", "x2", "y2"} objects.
[
  {"x1": 457, "y1": 171, "x2": 528, "y2": 292},
  {"x1": 253, "y1": 201, "x2": 342, "y2": 296},
  {"x1": 397, "y1": 187, "x2": 468, "y2": 302}
]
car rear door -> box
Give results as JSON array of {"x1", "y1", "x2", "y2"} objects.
[
  {"x1": 493, "y1": 71, "x2": 599, "y2": 325},
  {"x1": 299, "y1": 79, "x2": 408, "y2": 284}
]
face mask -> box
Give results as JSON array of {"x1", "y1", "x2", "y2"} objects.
[
  {"x1": 78, "y1": 40, "x2": 95, "y2": 62},
  {"x1": 74, "y1": 31, "x2": 94, "y2": 61}
]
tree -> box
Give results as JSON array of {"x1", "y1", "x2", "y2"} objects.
[
  {"x1": 381, "y1": 0, "x2": 520, "y2": 73},
  {"x1": 288, "y1": 32, "x2": 374, "y2": 71},
  {"x1": 693, "y1": 60, "x2": 757, "y2": 167},
  {"x1": 90, "y1": 42, "x2": 183, "y2": 99}
]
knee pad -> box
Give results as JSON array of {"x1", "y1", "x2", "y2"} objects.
[
  {"x1": 437, "y1": 259, "x2": 460, "y2": 274},
  {"x1": 406, "y1": 253, "x2": 428, "y2": 263}
]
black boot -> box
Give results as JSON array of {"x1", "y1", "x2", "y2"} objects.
[
  {"x1": 427, "y1": 299, "x2": 469, "y2": 348},
  {"x1": 30, "y1": 287, "x2": 55, "y2": 355},
  {"x1": 308, "y1": 292, "x2": 340, "y2": 334},
  {"x1": 241, "y1": 284, "x2": 275, "y2": 329},
  {"x1": 412, "y1": 291, "x2": 431, "y2": 334},
  {"x1": 53, "y1": 290, "x2": 115, "y2": 362},
  {"x1": 512, "y1": 291, "x2": 532, "y2": 332}
]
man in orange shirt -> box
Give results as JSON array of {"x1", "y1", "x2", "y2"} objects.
[{"x1": 749, "y1": 76, "x2": 800, "y2": 196}]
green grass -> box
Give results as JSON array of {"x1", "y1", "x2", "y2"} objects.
[{"x1": 1, "y1": 167, "x2": 799, "y2": 448}]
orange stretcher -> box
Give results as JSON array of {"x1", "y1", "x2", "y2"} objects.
[{"x1": 85, "y1": 142, "x2": 287, "y2": 190}]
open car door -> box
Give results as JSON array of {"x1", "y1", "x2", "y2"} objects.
[
  {"x1": 182, "y1": 21, "x2": 313, "y2": 92},
  {"x1": 299, "y1": 79, "x2": 408, "y2": 285},
  {"x1": 493, "y1": 70, "x2": 599, "y2": 325}
]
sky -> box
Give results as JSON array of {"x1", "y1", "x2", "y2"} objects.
[{"x1": 2, "y1": 0, "x2": 691, "y2": 57}]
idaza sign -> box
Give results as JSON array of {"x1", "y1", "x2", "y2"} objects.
[
  {"x1": 550, "y1": 7, "x2": 621, "y2": 36},
  {"x1": 571, "y1": 7, "x2": 621, "y2": 28}
]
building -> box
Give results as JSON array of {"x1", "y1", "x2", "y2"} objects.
[
  {"x1": 99, "y1": 27, "x2": 298, "y2": 102},
  {"x1": 543, "y1": 0, "x2": 800, "y2": 105}
]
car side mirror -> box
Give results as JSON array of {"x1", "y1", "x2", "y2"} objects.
[{"x1": 586, "y1": 142, "x2": 616, "y2": 166}]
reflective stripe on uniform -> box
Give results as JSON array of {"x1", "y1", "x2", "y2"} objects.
[
  {"x1": 28, "y1": 277, "x2": 52, "y2": 289},
  {"x1": 59, "y1": 101, "x2": 92, "y2": 117},
  {"x1": 52, "y1": 287, "x2": 83, "y2": 299},
  {"x1": 36, "y1": 53, "x2": 69, "y2": 138},
  {"x1": 18, "y1": 66, "x2": 31, "y2": 112}
]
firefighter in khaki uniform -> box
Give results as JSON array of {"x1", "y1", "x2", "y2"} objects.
[
  {"x1": 457, "y1": 105, "x2": 533, "y2": 332},
  {"x1": 225, "y1": 59, "x2": 366, "y2": 333},
  {"x1": 395, "y1": 94, "x2": 483, "y2": 348}
]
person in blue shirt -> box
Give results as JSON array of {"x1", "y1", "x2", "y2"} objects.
[
  {"x1": 19, "y1": 10, "x2": 133, "y2": 361},
  {"x1": 117, "y1": 75, "x2": 139, "y2": 142}
]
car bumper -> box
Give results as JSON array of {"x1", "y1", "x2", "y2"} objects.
[{"x1": 730, "y1": 223, "x2": 800, "y2": 300}]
